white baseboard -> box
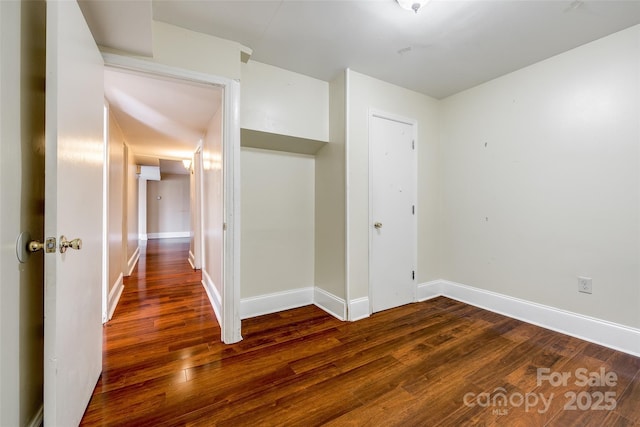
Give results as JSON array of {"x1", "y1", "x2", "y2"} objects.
[
  {"x1": 349, "y1": 297, "x2": 370, "y2": 321},
  {"x1": 241, "y1": 287, "x2": 314, "y2": 319},
  {"x1": 107, "y1": 273, "x2": 124, "y2": 321},
  {"x1": 314, "y1": 287, "x2": 346, "y2": 320},
  {"x1": 126, "y1": 246, "x2": 140, "y2": 276},
  {"x1": 27, "y1": 404, "x2": 43, "y2": 427},
  {"x1": 202, "y1": 269, "x2": 222, "y2": 325},
  {"x1": 417, "y1": 279, "x2": 445, "y2": 301},
  {"x1": 147, "y1": 231, "x2": 190, "y2": 239},
  {"x1": 188, "y1": 251, "x2": 196, "y2": 270},
  {"x1": 237, "y1": 286, "x2": 368, "y2": 323},
  {"x1": 139, "y1": 233, "x2": 148, "y2": 241},
  {"x1": 418, "y1": 280, "x2": 640, "y2": 357}
]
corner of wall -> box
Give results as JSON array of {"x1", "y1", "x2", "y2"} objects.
[
  {"x1": 348, "y1": 297, "x2": 369, "y2": 322},
  {"x1": 313, "y1": 287, "x2": 346, "y2": 320}
]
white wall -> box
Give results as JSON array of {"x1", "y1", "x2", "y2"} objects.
[
  {"x1": 239, "y1": 60, "x2": 326, "y2": 303},
  {"x1": 346, "y1": 70, "x2": 442, "y2": 301},
  {"x1": 152, "y1": 21, "x2": 242, "y2": 80},
  {"x1": 146, "y1": 174, "x2": 190, "y2": 237},
  {"x1": 105, "y1": 111, "x2": 137, "y2": 317},
  {"x1": 125, "y1": 143, "x2": 138, "y2": 272},
  {"x1": 315, "y1": 72, "x2": 346, "y2": 299},
  {"x1": 108, "y1": 111, "x2": 124, "y2": 292},
  {"x1": 241, "y1": 148, "x2": 315, "y2": 298},
  {"x1": 440, "y1": 25, "x2": 640, "y2": 329},
  {"x1": 241, "y1": 60, "x2": 329, "y2": 141},
  {"x1": 99, "y1": 13, "x2": 639, "y2": 337},
  {"x1": 202, "y1": 107, "x2": 224, "y2": 312}
]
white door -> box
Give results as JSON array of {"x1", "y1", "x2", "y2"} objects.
[
  {"x1": 44, "y1": 2, "x2": 104, "y2": 426},
  {"x1": 370, "y1": 113, "x2": 417, "y2": 313}
]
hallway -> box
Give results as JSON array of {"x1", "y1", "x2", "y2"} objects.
[{"x1": 81, "y1": 238, "x2": 220, "y2": 424}]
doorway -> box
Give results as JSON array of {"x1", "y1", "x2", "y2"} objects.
[
  {"x1": 369, "y1": 111, "x2": 417, "y2": 313},
  {"x1": 101, "y1": 54, "x2": 242, "y2": 344}
]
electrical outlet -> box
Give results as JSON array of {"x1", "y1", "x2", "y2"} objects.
[{"x1": 578, "y1": 276, "x2": 592, "y2": 294}]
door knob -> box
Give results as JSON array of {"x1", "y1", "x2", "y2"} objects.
[
  {"x1": 29, "y1": 241, "x2": 44, "y2": 252},
  {"x1": 374, "y1": 222, "x2": 383, "y2": 229},
  {"x1": 59, "y1": 236, "x2": 82, "y2": 253}
]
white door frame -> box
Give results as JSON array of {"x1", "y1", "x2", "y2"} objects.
[
  {"x1": 191, "y1": 145, "x2": 204, "y2": 270},
  {"x1": 101, "y1": 103, "x2": 110, "y2": 323},
  {"x1": 367, "y1": 108, "x2": 418, "y2": 314},
  {"x1": 101, "y1": 53, "x2": 242, "y2": 343}
]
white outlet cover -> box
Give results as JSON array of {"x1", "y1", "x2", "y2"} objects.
[{"x1": 578, "y1": 276, "x2": 592, "y2": 294}]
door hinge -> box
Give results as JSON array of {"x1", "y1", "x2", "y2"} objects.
[
  {"x1": 412, "y1": 140, "x2": 415, "y2": 150},
  {"x1": 412, "y1": 270, "x2": 415, "y2": 280},
  {"x1": 412, "y1": 205, "x2": 415, "y2": 215}
]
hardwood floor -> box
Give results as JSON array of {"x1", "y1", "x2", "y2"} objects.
[{"x1": 81, "y1": 239, "x2": 640, "y2": 426}]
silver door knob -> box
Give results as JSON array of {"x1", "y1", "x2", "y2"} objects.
[
  {"x1": 374, "y1": 222, "x2": 383, "y2": 229},
  {"x1": 59, "y1": 236, "x2": 82, "y2": 253}
]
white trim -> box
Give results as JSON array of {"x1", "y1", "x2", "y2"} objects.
[
  {"x1": 241, "y1": 287, "x2": 314, "y2": 320},
  {"x1": 126, "y1": 246, "x2": 140, "y2": 276},
  {"x1": 102, "y1": 52, "x2": 230, "y2": 88},
  {"x1": 193, "y1": 145, "x2": 204, "y2": 270},
  {"x1": 188, "y1": 251, "x2": 196, "y2": 270},
  {"x1": 197, "y1": 146, "x2": 205, "y2": 269},
  {"x1": 417, "y1": 279, "x2": 445, "y2": 301},
  {"x1": 344, "y1": 68, "x2": 351, "y2": 321},
  {"x1": 417, "y1": 280, "x2": 640, "y2": 357},
  {"x1": 138, "y1": 179, "x2": 147, "y2": 241},
  {"x1": 147, "y1": 231, "x2": 190, "y2": 239},
  {"x1": 313, "y1": 287, "x2": 346, "y2": 320},
  {"x1": 101, "y1": 103, "x2": 110, "y2": 324},
  {"x1": 349, "y1": 297, "x2": 370, "y2": 321},
  {"x1": 27, "y1": 405, "x2": 44, "y2": 427},
  {"x1": 222, "y1": 79, "x2": 242, "y2": 344},
  {"x1": 202, "y1": 270, "x2": 222, "y2": 326},
  {"x1": 235, "y1": 287, "x2": 367, "y2": 323},
  {"x1": 106, "y1": 273, "x2": 124, "y2": 322},
  {"x1": 367, "y1": 109, "x2": 418, "y2": 314}
]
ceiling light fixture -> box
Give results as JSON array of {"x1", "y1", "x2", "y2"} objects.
[{"x1": 396, "y1": 0, "x2": 428, "y2": 14}]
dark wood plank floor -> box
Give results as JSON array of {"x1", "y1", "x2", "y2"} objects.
[{"x1": 81, "y1": 238, "x2": 640, "y2": 426}]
